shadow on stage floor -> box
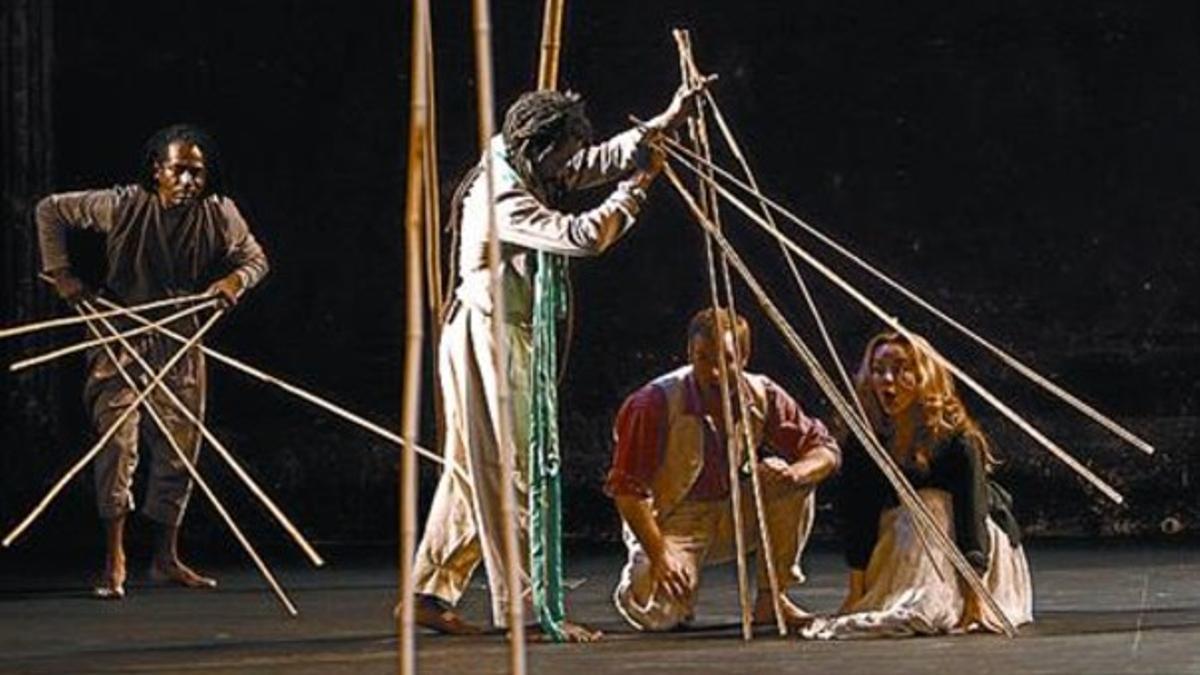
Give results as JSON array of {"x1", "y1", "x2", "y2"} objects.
[{"x1": 1, "y1": 541, "x2": 1197, "y2": 674}]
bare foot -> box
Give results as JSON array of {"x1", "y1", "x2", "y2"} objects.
[
  {"x1": 955, "y1": 590, "x2": 987, "y2": 632},
  {"x1": 412, "y1": 594, "x2": 483, "y2": 635},
  {"x1": 753, "y1": 593, "x2": 813, "y2": 632},
  {"x1": 527, "y1": 619, "x2": 603, "y2": 643},
  {"x1": 150, "y1": 559, "x2": 217, "y2": 589},
  {"x1": 93, "y1": 556, "x2": 126, "y2": 600}
]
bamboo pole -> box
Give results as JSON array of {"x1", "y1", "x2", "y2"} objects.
[
  {"x1": 0, "y1": 291, "x2": 209, "y2": 340},
  {"x1": 661, "y1": 150, "x2": 1125, "y2": 504},
  {"x1": 421, "y1": 5, "x2": 448, "y2": 468},
  {"x1": 663, "y1": 163, "x2": 1020, "y2": 636},
  {"x1": 9, "y1": 299, "x2": 220, "y2": 373},
  {"x1": 75, "y1": 302, "x2": 299, "y2": 616},
  {"x1": 3, "y1": 309, "x2": 224, "y2": 548},
  {"x1": 474, "y1": 0, "x2": 527, "y2": 667},
  {"x1": 422, "y1": 6, "x2": 444, "y2": 334},
  {"x1": 85, "y1": 294, "x2": 466, "y2": 480},
  {"x1": 698, "y1": 170, "x2": 756, "y2": 641},
  {"x1": 399, "y1": 0, "x2": 431, "y2": 670},
  {"x1": 78, "y1": 300, "x2": 324, "y2": 568},
  {"x1": 672, "y1": 30, "x2": 757, "y2": 640},
  {"x1": 660, "y1": 138, "x2": 1153, "y2": 456},
  {"x1": 537, "y1": 0, "x2": 565, "y2": 90}
]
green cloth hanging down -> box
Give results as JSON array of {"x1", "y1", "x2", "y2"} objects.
[{"x1": 529, "y1": 250, "x2": 567, "y2": 641}]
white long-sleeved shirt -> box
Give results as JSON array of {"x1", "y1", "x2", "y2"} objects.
[{"x1": 454, "y1": 128, "x2": 649, "y2": 323}]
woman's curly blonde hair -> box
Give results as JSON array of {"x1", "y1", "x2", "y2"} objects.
[{"x1": 852, "y1": 331, "x2": 996, "y2": 472}]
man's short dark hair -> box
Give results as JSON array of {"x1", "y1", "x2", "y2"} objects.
[
  {"x1": 688, "y1": 307, "x2": 751, "y2": 356},
  {"x1": 139, "y1": 123, "x2": 222, "y2": 195}
]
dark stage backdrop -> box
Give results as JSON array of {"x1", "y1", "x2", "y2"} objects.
[{"x1": 1, "y1": 1, "x2": 1197, "y2": 557}]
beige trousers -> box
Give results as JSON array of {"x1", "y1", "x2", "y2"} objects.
[
  {"x1": 83, "y1": 335, "x2": 206, "y2": 526},
  {"x1": 614, "y1": 482, "x2": 815, "y2": 631},
  {"x1": 413, "y1": 304, "x2": 531, "y2": 626}
]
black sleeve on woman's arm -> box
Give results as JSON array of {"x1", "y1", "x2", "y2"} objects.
[
  {"x1": 935, "y1": 435, "x2": 992, "y2": 572},
  {"x1": 838, "y1": 441, "x2": 887, "y2": 570}
]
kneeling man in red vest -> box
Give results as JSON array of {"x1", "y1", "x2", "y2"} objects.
[{"x1": 606, "y1": 308, "x2": 841, "y2": 632}]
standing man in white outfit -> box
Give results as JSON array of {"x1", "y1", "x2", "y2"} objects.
[{"x1": 412, "y1": 84, "x2": 704, "y2": 641}]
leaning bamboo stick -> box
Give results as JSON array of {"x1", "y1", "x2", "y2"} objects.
[
  {"x1": 3, "y1": 309, "x2": 224, "y2": 548},
  {"x1": 76, "y1": 303, "x2": 299, "y2": 616},
  {"x1": 663, "y1": 147, "x2": 1126, "y2": 504},
  {"x1": 660, "y1": 137, "x2": 1153, "y2": 456},
  {"x1": 399, "y1": 0, "x2": 431, "y2": 670},
  {"x1": 476, "y1": 0, "x2": 527, "y2": 665},
  {"x1": 694, "y1": 133, "x2": 756, "y2": 641},
  {"x1": 676, "y1": 29, "x2": 788, "y2": 638},
  {"x1": 664, "y1": 164, "x2": 1020, "y2": 636},
  {"x1": 0, "y1": 291, "x2": 210, "y2": 340},
  {"x1": 681, "y1": 66, "x2": 946, "y2": 586},
  {"x1": 79, "y1": 299, "x2": 324, "y2": 568},
  {"x1": 84, "y1": 294, "x2": 467, "y2": 481},
  {"x1": 10, "y1": 299, "x2": 220, "y2": 373},
  {"x1": 698, "y1": 89, "x2": 861, "y2": 414},
  {"x1": 673, "y1": 29, "x2": 760, "y2": 640}
]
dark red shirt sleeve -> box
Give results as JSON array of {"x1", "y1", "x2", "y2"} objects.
[
  {"x1": 605, "y1": 384, "x2": 668, "y2": 499},
  {"x1": 760, "y1": 378, "x2": 840, "y2": 468}
]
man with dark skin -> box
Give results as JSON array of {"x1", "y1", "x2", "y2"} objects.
[
  {"x1": 607, "y1": 308, "x2": 840, "y2": 632},
  {"x1": 36, "y1": 124, "x2": 268, "y2": 599},
  {"x1": 410, "y1": 81, "x2": 707, "y2": 642}
]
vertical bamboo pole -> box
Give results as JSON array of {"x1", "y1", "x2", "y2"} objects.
[
  {"x1": 398, "y1": 0, "x2": 430, "y2": 671},
  {"x1": 473, "y1": 0, "x2": 527, "y2": 670},
  {"x1": 422, "y1": 7, "x2": 444, "y2": 343},
  {"x1": 419, "y1": 0, "x2": 448, "y2": 521},
  {"x1": 537, "y1": 0, "x2": 565, "y2": 90}
]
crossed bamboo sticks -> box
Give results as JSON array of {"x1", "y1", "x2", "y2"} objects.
[
  {"x1": 3, "y1": 301, "x2": 226, "y2": 549},
  {"x1": 75, "y1": 299, "x2": 302, "y2": 615},
  {"x1": 665, "y1": 164, "x2": 1020, "y2": 636},
  {"x1": 650, "y1": 37, "x2": 1150, "y2": 635},
  {"x1": 8, "y1": 282, "x2": 464, "y2": 478},
  {"x1": 662, "y1": 143, "x2": 1131, "y2": 503},
  {"x1": 3, "y1": 293, "x2": 308, "y2": 614},
  {"x1": 2, "y1": 279, "x2": 468, "y2": 616},
  {"x1": 0, "y1": 292, "x2": 210, "y2": 340},
  {"x1": 659, "y1": 139, "x2": 1154, "y2": 464}
]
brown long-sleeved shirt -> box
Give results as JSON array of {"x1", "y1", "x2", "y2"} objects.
[{"x1": 36, "y1": 184, "x2": 268, "y2": 304}]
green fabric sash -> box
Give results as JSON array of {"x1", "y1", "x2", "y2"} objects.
[{"x1": 529, "y1": 250, "x2": 567, "y2": 641}]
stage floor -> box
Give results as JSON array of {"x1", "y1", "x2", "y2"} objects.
[{"x1": 1, "y1": 542, "x2": 1197, "y2": 674}]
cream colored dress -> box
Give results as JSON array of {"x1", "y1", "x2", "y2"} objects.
[{"x1": 804, "y1": 488, "x2": 1033, "y2": 639}]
